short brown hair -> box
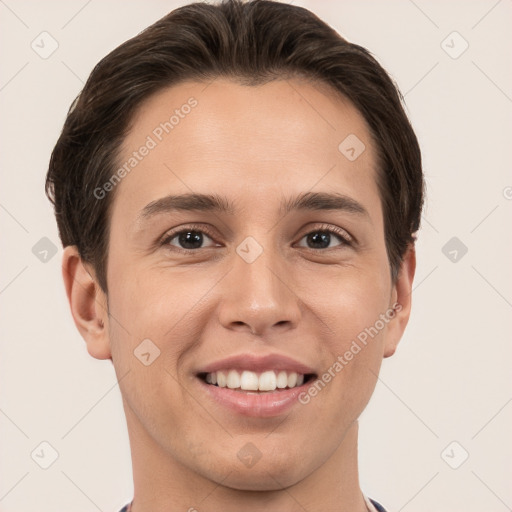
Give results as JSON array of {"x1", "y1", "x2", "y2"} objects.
[{"x1": 45, "y1": 0, "x2": 423, "y2": 293}]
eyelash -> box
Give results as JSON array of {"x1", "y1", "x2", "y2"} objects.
[{"x1": 159, "y1": 223, "x2": 354, "y2": 252}]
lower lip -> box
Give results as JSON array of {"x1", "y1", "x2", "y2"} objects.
[{"x1": 197, "y1": 377, "x2": 311, "y2": 418}]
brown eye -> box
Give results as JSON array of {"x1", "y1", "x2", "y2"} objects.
[
  {"x1": 161, "y1": 225, "x2": 219, "y2": 251},
  {"x1": 296, "y1": 226, "x2": 353, "y2": 250}
]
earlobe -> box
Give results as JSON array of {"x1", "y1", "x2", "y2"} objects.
[
  {"x1": 383, "y1": 245, "x2": 416, "y2": 358},
  {"x1": 62, "y1": 246, "x2": 112, "y2": 360}
]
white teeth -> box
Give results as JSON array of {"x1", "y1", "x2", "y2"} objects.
[
  {"x1": 259, "y1": 370, "x2": 277, "y2": 391},
  {"x1": 276, "y1": 371, "x2": 288, "y2": 388},
  {"x1": 287, "y1": 372, "x2": 297, "y2": 388},
  {"x1": 227, "y1": 369, "x2": 240, "y2": 389},
  {"x1": 204, "y1": 369, "x2": 308, "y2": 391},
  {"x1": 217, "y1": 370, "x2": 227, "y2": 388},
  {"x1": 240, "y1": 370, "x2": 259, "y2": 390}
]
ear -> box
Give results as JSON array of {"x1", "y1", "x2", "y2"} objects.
[
  {"x1": 62, "y1": 246, "x2": 112, "y2": 360},
  {"x1": 383, "y1": 244, "x2": 416, "y2": 358}
]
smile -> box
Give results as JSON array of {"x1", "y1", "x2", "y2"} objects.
[
  {"x1": 200, "y1": 369, "x2": 314, "y2": 392},
  {"x1": 194, "y1": 352, "x2": 317, "y2": 417},
  {"x1": 196, "y1": 371, "x2": 317, "y2": 418}
]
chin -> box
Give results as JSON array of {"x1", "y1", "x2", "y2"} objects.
[
  {"x1": 202, "y1": 448, "x2": 309, "y2": 491},
  {"x1": 222, "y1": 467, "x2": 304, "y2": 491}
]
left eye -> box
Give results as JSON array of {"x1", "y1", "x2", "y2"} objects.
[{"x1": 296, "y1": 229, "x2": 351, "y2": 249}]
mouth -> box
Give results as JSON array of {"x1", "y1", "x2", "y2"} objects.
[
  {"x1": 194, "y1": 352, "x2": 318, "y2": 417},
  {"x1": 197, "y1": 369, "x2": 317, "y2": 393},
  {"x1": 196, "y1": 369, "x2": 317, "y2": 418}
]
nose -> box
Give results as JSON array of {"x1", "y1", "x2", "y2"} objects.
[{"x1": 217, "y1": 242, "x2": 302, "y2": 337}]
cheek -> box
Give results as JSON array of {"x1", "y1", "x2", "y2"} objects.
[
  {"x1": 107, "y1": 256, "x2": 184, "y2": 331},
  {"x1": 306, "y1": 266, "x2": 390, "y2": 398},
  {"x1": 308, "y1": 265, "x2": 391, "y2": 340},
  {"x1": 106, "y1": 270, "x2": 198, "y2": 440},
  {"x1": 106, "y1": 264, "x2": 216, "y2": 371}
]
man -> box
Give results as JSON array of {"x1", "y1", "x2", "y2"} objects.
[{"x1": 46, "y1": 1, "x2": 423, "y2": 510}]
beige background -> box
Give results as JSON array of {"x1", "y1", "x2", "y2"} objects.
[{"x1": 1, "y1": 1, "x2": 511, "y2": 511}]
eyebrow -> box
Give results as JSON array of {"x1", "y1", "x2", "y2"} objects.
[{"x1": 136, "y1": 191, "x2": 369, "y2": 227}]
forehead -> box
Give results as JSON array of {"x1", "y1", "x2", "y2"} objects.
[{"x1": 111, "y1": 78, "x2": 379, "y2": 223}]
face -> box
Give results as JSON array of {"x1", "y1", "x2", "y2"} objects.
[{"x1": 72, "y1": 78, "x2": 414, "y2": 491}]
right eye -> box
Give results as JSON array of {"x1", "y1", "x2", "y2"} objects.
[{"x1": 161, "y1": 225, "x2": 220, "y2": 251}]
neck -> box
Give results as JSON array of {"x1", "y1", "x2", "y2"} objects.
[{"x1": 124, "y1": 401, "x2": 368, "y2": 512}]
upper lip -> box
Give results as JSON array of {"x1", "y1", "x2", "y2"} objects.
[{"x1": 196, "y1": 353, "x2": 317, "y2": 375}]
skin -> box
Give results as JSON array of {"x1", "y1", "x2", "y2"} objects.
[{"x1": 63, "y1": 78, "x2": 415, "y2": 512}]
